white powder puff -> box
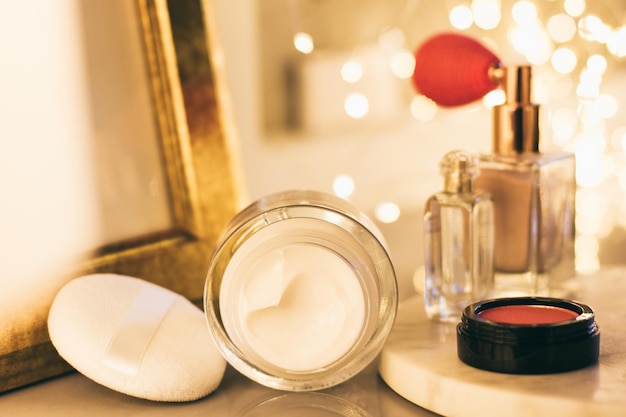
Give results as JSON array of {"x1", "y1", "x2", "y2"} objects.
[{"x1": 48, "y1": 273, "x2": 226, "y2": 402}]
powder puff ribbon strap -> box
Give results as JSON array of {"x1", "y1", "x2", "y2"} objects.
[{"x1": 103, "y1": 284, "x2": 177, "y2": 377}]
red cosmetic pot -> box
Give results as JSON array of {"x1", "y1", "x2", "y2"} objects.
[{"x1": 457, "y1": 297, "x2": 600, "y2": 374}]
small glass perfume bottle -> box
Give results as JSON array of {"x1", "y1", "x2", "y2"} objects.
[
  {"x1": 474, "y1": 66, "x2": 576, "y2": 297},
  {"x1": 424, "y1": 150, "x2": 494, "y2": 323}
]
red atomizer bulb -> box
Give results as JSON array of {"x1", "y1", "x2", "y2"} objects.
[{"x1": 412, "y1": 33, "x2": 502, "y2": 106}]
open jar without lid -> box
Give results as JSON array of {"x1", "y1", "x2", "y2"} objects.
[
  {"x1": 204, "y1": 190, "x2": 398, "y2": 391},
  {"x1": 457, "y1": 296, "x2": 600, "y2": 374}
]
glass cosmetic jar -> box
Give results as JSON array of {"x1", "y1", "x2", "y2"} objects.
[
  {"x1": 457, "y1": 297, "x2": 600, "y2": 374},
  {"x1": 204, "y1": 190, "x2": 398, "y2": 391}
]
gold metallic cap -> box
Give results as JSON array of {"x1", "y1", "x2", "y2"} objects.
[{"x1": 492, "y1": 65, "x2": 540, "y2": 155}]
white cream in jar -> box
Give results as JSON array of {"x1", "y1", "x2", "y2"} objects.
[
  {"x1": 220, "y1": 219, "x2": 366, "y2": 372},
  {"x1": 205, "y1": 190, "x2": 397, "y2": 391}
]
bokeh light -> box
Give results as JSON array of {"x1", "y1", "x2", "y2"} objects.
[
  {"x1": 450, "y1": 5, "x2": 474, "y2": 29},
  {"x1": 607, "y1": 27, "x2": 626, "y2": 58},
  {"x1": 375, "y1": 202, "x2": 401, "y2": 224},
  {"x1": 378, "y1": 27, "x2": 406, "y2": 52},
  {"x1": 564, "y1": 0, "x2": 585, "y2": 17},
  {"x1": 586, "y1": 54, "x2": 607, "y2": 74},
  {"x1": 511, "y1": 1, "x2": 537, "y2": 25},
  {"x1": 293, "y1": 32, "x2": 314, "y2": 54},
  {"x1": 525, "y1": 29, "x2": 553, "y2": 65},
  {"x1": 344, "y1": 93, "x2": 369, "y2": 118},
  {"x1": 410, "y1": 95, "x2": 437, "y2": 122},
  {"x1": 547, "y1": 13, "x2": 577, "y2": 43},
  {"x1": 333, "y1": 174, "x2": 355, "y2": 198},
  {"x1": 578, "y1": 15, "x2": 610, "y2": 43},
  {"x1": 577, "y1": 188, "x2": 609, "y2": 224},
  {"x1": 472, "y1": 0, "x2": 502, "y2": 30},
  {"x1": 390, "y1": 50, "x2": 416, "y2": 79},
  {"x1": 575, "y1": 234, "x2": 599, "y2": 272},
  {"x1": 483, "y1": 89, "x2": 506, "y2": 107},
  {"x1": 550, "y1": 108, "x2": 578, "y2": 145},
  {"x1": 551, "y1": 47, "x2": 577, "y2": 74},
  {"x1": 610, "y1": 127, "x2": 626, "y2": 150},
  {"x1": 596, "y1": 94, "x2": 618, "y2": 119},
  {"x1": 509, "y1": 24, "x2": 553, "y2": 65},
  {"x1": 341, "y1": 60, "x2": 364, "y2": 83}
]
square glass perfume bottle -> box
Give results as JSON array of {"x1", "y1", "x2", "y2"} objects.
[
  {"x1": 474, "y1": 66, "x2": 576, "y2": 296},
  {"x1": 424, "y1": 150, "x2": 494, "y2": 323}
]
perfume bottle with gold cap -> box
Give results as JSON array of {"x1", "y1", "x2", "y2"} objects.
[
  {"x1": 474, "y1": 66, "x2": 576, "y2": 296},
  {"x1": 424, "y1": 150, "x2": 494, "y2": 323}
]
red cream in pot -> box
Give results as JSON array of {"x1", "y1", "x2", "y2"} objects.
[
  {"x1": 458, "y1": 297, "x2": 600, "y2": 374},
  {"x1": 478, "y1": 305, "x2": 579, "y2": 324}
]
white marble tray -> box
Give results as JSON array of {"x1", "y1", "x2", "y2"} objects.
[{"x1": 378, "y1": 267, "x2": 626, "y2": 417}]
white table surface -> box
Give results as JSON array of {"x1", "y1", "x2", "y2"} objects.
[
  {"x1": 0, "y1": 361, "x2": 439, "y2": 416},
  {"x1": 2, "y1": 260, "x2": 625, "y2": 416},
  {"x1": 379, "y1": 267, "x2": 626, "y2": 417}
]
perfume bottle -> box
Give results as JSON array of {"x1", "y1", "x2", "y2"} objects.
[
  {"x1": 474, "y1": 66, "x2": 576, "y2": 296},
  {"x1": 424, "y1": 150, "x2": 494, "y2": 323}
]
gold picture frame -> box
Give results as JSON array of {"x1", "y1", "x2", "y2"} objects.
[{"x1": 0, "y1": 0, "x2": 240, "y2": 392}]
